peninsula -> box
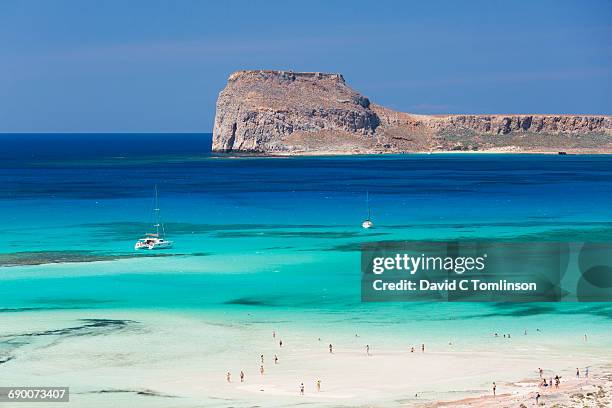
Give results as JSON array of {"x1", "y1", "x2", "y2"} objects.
[{"x1": 212, "y1": 70, "x2": 612, "y2": 155}]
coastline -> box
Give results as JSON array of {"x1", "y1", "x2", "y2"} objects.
[
  {"x1": 213, "y1": 148, "x2": 612, "y2": 157},
  {"x1": 428, "y1": 373, "x2": 612, "y2": 407},
  {"x1": 2, "y1": 306, "x2": 611, "y2": 407}
]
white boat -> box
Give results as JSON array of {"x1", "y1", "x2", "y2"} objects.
[
  {"x1": 362, "y1": 191, "x2": 374, "y2": 229},
  {"x1": 135, "y1": 186, "x2": 174, "y2": 250}
]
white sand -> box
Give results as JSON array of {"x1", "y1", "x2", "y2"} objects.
[{"x1": 2, "y1": 309, "x2": 611, "y2": 407}]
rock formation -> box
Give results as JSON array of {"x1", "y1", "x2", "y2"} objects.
[{"x1": 212, "y1": 70, "x2": 612, "y2": 154}]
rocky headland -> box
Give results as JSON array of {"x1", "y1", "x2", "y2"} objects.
[{"x1": 212, "y1": 70, "x2": 612, "y2": 154}]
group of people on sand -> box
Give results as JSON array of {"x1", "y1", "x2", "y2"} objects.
[
  {"x1": 228, "y1": 328, "x2": 592, "y2": 399},
  {"x1": 537, "y1": 366, "x2": 586, "y2": 395},
  {"x1": 226, "y1": 329, "x2": 430, "y2": 395},
  {"x1": 488, "y1": 364, "x2": 592, "y2": 405},
  {"x1": 530, "y1": 365, "x2": 591, "y2": 404},
  {"x1": 225, "y1": 331, "x2": 323, "y2": 396}
]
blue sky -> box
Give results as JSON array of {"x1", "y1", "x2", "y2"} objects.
[{"x1": 1, "y1": 0, "x2": 611, "y2": 132}]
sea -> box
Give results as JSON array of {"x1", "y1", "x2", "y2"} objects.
[{"x1": 1, "y1": 133, "x2": 611, "y2": 407}]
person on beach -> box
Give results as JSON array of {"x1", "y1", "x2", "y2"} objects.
[
  {"x1": 535, "y1": 392, "x2": 540, "y2": 404},
  {"x1": 260, "y1": 365, "x2": 265, "y2": 375},
  {"x1": 261, "y1": 354, "x2": 264, "y2": 364},
  {"x1": 240, "y1": 371, "x2": 244, "y2": 382},
  {"x1": 329, "y1": 343, "x2": 333, "y2": 354},
  {"x1": 300, "y1": 383, "x2": 304, "y2": 395},
  {"x1": 554, "y1": 375, "x2": 560, "y2": 388},
  {"x1": 274, "y1": 354, "x2": 279, "y2": 364},
  {"x1": 549, "y1": 378, "x2": 553, "y2": 391},
  {"x1": 541, "y1": 378, "x2": 548, "y2": 387},
  {"x1": 279, "y1": 340, "x2": 283, "y2": 347},
  {"x1": 538, "y1": 367, "x2": 543, "y2": 378},
  {"x1": 316, "y1": 379, "x2": 321, "y2": 392},
  {"x1": 492, "y1": 382, "x2": 496, "y2": 396},
  {"x1": 421, "y1": 344, "x2": 425, "y2": 352},
  {"x1": 226, "y1": 372, "x2": 231, "y2": 382},
  {"x1": 585, "y1": 367, "x2": 589, "y2": 378},
  {"x1": 366, "y1": 345, "x2": 370, "y2": 355},
  {"x1": 411, "y1": 346, "x2": 415, "y2": 353},
  {"x1": 576, "y1": 368, "x2": 579, "y2": 378},
  {"x1": 273, "y1": 331, "x2": 276, "y2": 339}
]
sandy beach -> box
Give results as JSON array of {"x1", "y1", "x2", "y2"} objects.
[
  {"x1": 430, "y1": 373, "x2": 612, "y2": 407},
  {"x1": 3, "y1": 308, "x2": 611, "y2": 407}
]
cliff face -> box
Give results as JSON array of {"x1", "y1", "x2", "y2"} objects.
[
  {"x1": 213, "y1": 70, "x2": 612, "y2": 154},
  {"x1": 213, "y1": 70, "x2": 379, "y2": 152}
]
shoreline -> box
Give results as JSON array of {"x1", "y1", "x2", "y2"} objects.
[
  {"x1": 3, "y1": 308, "x2": 610, "y2": 407},
  {"x1": 212, "y1": 148, "x2": 612, "y2": 157},
  {"x1": 427, "y1": 372, "x2": 612, "y2": 407}
]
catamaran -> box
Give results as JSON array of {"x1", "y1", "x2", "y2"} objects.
[
  {"x1": 134, "y1": 186, "x2": 174, "y2": 250},
  {"x1": 362, "y1": 191, "x2": 374, "y2": 229}
]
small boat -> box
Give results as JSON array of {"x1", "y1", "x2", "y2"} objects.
[
  {"x1": 135, "y1": 186, "x2": 173, "y2": 250},
  {"x1": 362, "y1": 191, "x2": 374, "y2": 229}
]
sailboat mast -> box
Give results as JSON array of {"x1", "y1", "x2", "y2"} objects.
[{"x1": 154, "y1": 185, "x2": 161, "y2": 237}]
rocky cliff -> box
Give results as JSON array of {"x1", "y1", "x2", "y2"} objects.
[{"x1": 212, "y1": 70, "x2": 612, "y2": 154}]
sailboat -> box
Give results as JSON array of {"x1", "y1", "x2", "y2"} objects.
[
  {"x1": 362, "y1": 191, "x2": 374, "y2": 229},
  {"x1": 134, "y1": 186, "x2": 174, "y2": 250}
]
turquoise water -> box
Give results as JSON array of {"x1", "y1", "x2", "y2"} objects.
[
  {"x1": 1, "y1": 134, "x2": 612, "y2": 406},
  {"x1": 2, "y1": 134, "x2": 612, "y2": 315}
]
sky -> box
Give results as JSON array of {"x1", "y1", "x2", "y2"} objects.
[{"x1": 1, "y1": 0, "x2": 611, "y2": 133}]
